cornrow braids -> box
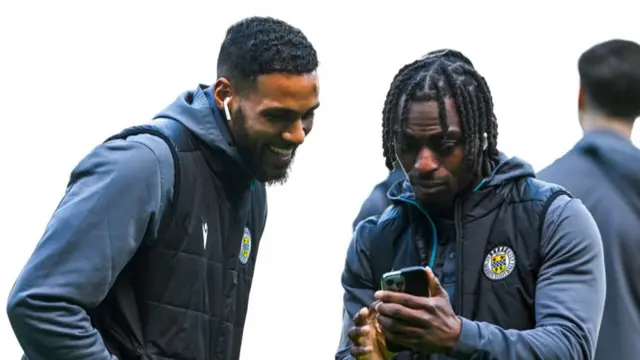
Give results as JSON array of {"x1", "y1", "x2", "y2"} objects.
[
  {"x1": 381, "y1": 57, "x2": 434, "y2": 169},
  {"x1": 422, "y1": 49, "x2": 475, "y2": 68},
  {"x1": 381, "y1": 50, "x2": 499, "y2": 177}
]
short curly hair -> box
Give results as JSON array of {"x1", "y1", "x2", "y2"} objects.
[{"x1": 216, "y1": 17, "x2": 319, "y2": 93}]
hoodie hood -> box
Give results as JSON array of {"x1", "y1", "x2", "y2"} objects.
[
  {"x1": 388, "y1": 152, "x2": 535, "y2": 202},
  {"x1": 574, "y1": 130, "x2": 640, "y2": 209},
  {"x1": 384, "y1": 153, "x2": 535, "y2": 270},
  {"x1": 153, "y1": 84, "x2": 254, "y2": 179},
  {"x1": 482, "y1": 153, "x2": 536, "y2": 188}
]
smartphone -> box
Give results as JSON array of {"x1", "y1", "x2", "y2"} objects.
[
  {"x1": 380, "y1": 266, "x2": 431, "y2": 353},
  {"x1": 381, "y1": 265, "x2": 430, "y2": 296}
]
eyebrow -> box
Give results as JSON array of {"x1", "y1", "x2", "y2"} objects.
[
  {"x1": 260, "y1": 103, "x2": 320, "y2": 117},
  {"x1": 405, "y1": 128, "x2": 462, "y2": 138}
]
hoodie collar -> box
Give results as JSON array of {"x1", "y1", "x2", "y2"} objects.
[
  {"x1": 387, "y1": 153, "x2": 534, "y2": 202},
  {"x1": 574, "y1": 129, "x2": 640, "y2": 205},
  {"x1": 387, "y1": 153, "x2": 536, "y2": 221},
  {"x1": 153, "y1": 84, "x2": 256, "y2": 184}
]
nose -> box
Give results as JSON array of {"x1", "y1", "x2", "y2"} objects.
[
  {"x1": 415, "y1": 147, "x2": 439, "y2": 172},
  {"x1": 281, "y1": 119, "x2": 306, "y2": 145}
]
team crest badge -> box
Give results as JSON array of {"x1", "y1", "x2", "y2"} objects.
[
  {"x1": 238, "y1": 227, "x2": 252, "y2": 265},
  {"x1": 483, "y1": 246, "x2": 516, "y2": 281}
]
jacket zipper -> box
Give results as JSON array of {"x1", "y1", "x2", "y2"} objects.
[
  {"x1": 396, "y1": 198, "x2": 438, "y2": 269},
  {"x1": 454, "y1": 199, "x2": 463, "y2": 314}
]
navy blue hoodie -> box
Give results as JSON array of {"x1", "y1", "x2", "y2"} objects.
[
  {"x1": 539, "y1": 129, "x2": 640, "y2": 360},
  {"x1": 6, "y1": 85, "x2": 260, "y2": 360}
]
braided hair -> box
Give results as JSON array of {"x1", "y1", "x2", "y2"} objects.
[{"x1": 381, "y1": 49, "x2": 499, "y2": 178}]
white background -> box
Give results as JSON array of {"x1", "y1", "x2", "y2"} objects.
[{"x1": 0, "y1": 1, "x2": 638, "y2": 358}]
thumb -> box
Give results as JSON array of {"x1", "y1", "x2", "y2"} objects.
[{"x1": 426, "y1": 267, "x2": 448, "y2": 298}]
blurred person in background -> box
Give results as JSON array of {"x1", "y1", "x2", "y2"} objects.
[
  {"x1": 539, "y1": 38, "x2": 640, "y2": 360},
  {"x1": 7, "y1": 16, "x2": 320, "y2": 360},
  {"x1": 336, "y1": 49, "x2": 605, "y2": 360}
]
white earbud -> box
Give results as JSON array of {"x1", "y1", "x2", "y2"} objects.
[
  {"x1": 392, "y1": 144, "x2": 409, "y2": 177},
  {"x1": 482, "y1": 132, "x2": 488, "y2": 150},
  {"x1": 223, "y1": 97, "x2": 232, "y2": 121}
]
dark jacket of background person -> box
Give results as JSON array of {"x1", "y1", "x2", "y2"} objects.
[
  {"x1": 539, "y1": 130, "x2": 640, "y2": 360},
  {"x1": 539, "y1": 38, "x2": 640, "y2": 360}
]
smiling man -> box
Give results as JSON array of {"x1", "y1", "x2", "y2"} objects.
[
  {"x1": 336, "y1": 49, "x2": 605, "y2": 360},
  {"x1": 7, "y1": 16, "x2": 319, "y2": 360}
]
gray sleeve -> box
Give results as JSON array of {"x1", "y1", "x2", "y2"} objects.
[
  {"x1": 336, "y1": 220, "x2": 379, "y2": 360},
  {"x1": 6, "y1": 134, "x2": 174, "y2": 360},
  {"x1": 336, "y1": 310, "x2": 357, "y2": 360},
  {"x1": 450, "y1": 195, "x2": 606, "y2": 360}
]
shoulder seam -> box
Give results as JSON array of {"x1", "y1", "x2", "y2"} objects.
[{"x1": 540, "y1": 194, "x2": 573, "y2": 246}]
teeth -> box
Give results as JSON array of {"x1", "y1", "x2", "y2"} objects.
[{"x1": 268, "y1": 146, "x2": 293, "y2": 156}]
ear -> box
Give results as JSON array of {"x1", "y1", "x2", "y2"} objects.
[
  {"x1": 578, "y1": 85, "x2": 586, "y2": 111},
  {"x1": 213, "y1": 78, "x2": 234, "y2": 110}
]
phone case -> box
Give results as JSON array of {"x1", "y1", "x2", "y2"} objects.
[
  {"x1": 379, "y1": 266, "x2": 431, "y2": 353},
  {"x1": 380, "y1": 266, "x2": 430, "y2": 297}
]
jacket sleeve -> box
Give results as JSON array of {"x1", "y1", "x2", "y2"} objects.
[
  {"x1": 450, "y1": 195, "x2": 606, "y2": 360},
  {"x1": 336, "y1": 219, "x2": 380, "y2": 360},
  {"x1": 6, "y1": 134, "x2": 174, "y2": 360}
]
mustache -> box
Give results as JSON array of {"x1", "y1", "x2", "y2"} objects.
[
  {"x1": 410, "y1": 173, "x2": 442, "y2": 183},
  {"x1": 410, "y1": 174, "x2": 447, "y2": 187}
]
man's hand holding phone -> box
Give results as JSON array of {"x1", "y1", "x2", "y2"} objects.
[
  {"x1": 347, "y1": 267, "x2": 462, "y2": 358},
  {"x1": 375, "y1": 267, "x2": 461, "y2": 355}
]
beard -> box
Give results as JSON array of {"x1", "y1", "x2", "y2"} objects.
[
  {"x1": 229, "y1": 107, "x2": 294, "y2": 186},
  {"x1": 265, "y1": 167, "x2": 291, "y2": 186}
]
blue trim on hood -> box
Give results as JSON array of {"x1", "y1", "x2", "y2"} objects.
[
  {"x1": 388, "y1": 178, "x2": 486, "y2": 270},
  {"x1": 386, "y1": 154, "x2": 530, "y2": 269}
]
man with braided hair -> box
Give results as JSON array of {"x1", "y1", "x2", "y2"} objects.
[{"x1": 336, "y1": 50, "x2": 605, "y2": 360}]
